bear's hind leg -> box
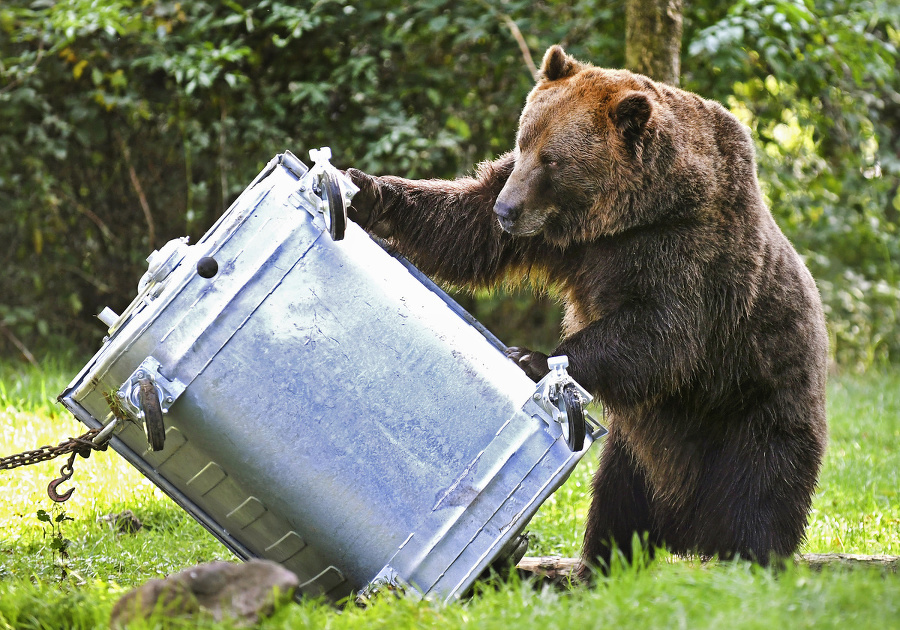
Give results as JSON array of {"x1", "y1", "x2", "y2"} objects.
[
  {"x1": 579, "y1": 426, "x2": 661, "y2": 578},
  {"x1": 689, "y1": 425, "x2": 823, "y2": 566}
]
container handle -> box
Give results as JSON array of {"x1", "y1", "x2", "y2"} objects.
[
  {"x1": 320, "y1": 169, "x2": 347, "y2": 241},
  {"x1": 560, "y1": 384, "x2": 586, "y2": 451},
  {"x1": 138, "y1": 377, "x2": 166, "y2": 452}
]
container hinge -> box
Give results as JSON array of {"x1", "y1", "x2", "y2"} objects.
[{"x1": 279, "y1": 149, "x2": 309, "y2": 180}]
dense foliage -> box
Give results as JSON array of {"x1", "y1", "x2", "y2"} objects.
[{"x1": 1, "y1": 0, "x2": 897, "y2": 368}]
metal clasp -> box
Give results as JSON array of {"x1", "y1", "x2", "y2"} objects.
[{"x1": 137, "y1": 237, "x2": 191, "y2": 298}]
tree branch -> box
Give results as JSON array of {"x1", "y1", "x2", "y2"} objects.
[
  {"x1": 219, "y1": 101, "x2": 229, "y2": 212},
  {"x1": 0, "y1": 321, "x2": 39, "y2": 368},
  {"x1": 476, "y1": 0, "x2": 538, "y2": 79},
  {"x1": 501, "y1": 15, "x2": 538, "y2": 80},
  {"x1": 0, "y1": 40, "x2": 44, "y2": 96},
  {"x1": 115, "y1": 130, "x2": 156, "y2": 249}
]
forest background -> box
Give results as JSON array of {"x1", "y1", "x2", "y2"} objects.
[{"x1": 1, "y1": 0, "x2": 898, "y2": 371}]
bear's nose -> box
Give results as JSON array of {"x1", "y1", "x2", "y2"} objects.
[{"x1": 494, "y1": 199, "x2": 520, "y2": 231}]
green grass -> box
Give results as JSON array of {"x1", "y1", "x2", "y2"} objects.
[
  {"x1": 805, "y1": 373, "x2": 900, "y2": 554},
  {"x1": 1, "y1": 359, "x2": 899, "y2": 629}
]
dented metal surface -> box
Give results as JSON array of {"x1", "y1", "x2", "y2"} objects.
[{"x1": 58, "y1": 150, "x2": 605, "y2": 602}]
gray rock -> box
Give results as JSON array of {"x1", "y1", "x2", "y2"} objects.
[
  {"x1": 98, "y1": 510, "x2": 143, "y2": 534},
  {"x1": 110, "y1": 559, "x2": 299, "y2": 627}
]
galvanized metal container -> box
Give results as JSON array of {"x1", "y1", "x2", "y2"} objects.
[{"x1": 59, "y1": 149, "x2": 605, "y2": 602}]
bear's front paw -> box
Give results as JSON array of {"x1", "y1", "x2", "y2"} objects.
[
  {"x1": 346, "y1": 168, "x2": 394, "y2": 238},
  {"x1": 506, "y1": 347, "x2": 550, "y2": 382},
  {"x1": 345, "y1": 168, "x2": 377, "y2": 225}
]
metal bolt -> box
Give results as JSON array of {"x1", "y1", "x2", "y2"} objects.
[
  {"x1": 165, "y1": 396, "x2": 173, "y2": 404},
  {"x1": 117, "y1": 391, "x2": 125, "y2": 399}
]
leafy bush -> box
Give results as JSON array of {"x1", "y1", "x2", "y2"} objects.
[
  {"x1": 1, "y1": 0, "x2": 897, "y2": 367},
  {"x1": 686, "y1": 0, "x2": 900, "y2": 367}
]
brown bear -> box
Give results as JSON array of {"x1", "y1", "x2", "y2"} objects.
[{"x1": 346, "y1": 45, "x2": 828, "y2": 575}]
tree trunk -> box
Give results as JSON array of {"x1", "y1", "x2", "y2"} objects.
[{"x1": 625, "y1": 0, "x2": 683, "y2": 86}]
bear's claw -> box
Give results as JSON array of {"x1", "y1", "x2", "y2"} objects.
[{"x1": 506, "y1": 347, "x2": 550, "y2": 382}]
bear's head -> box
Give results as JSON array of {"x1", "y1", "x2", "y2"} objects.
[{"x1": 493, "y1": 45, "x2": 732, "y2": 246}]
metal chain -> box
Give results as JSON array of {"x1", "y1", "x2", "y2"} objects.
[
  {"x1": 0, "y1": 427, "x2": 113, "y2": 502},
  {"x1": 0, "y1": 428, "x2": 102, "y2": 471}
]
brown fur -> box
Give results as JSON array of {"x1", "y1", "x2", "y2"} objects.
[{"x1": 347, "y1": 45, "x2": 828, "y2": 574}]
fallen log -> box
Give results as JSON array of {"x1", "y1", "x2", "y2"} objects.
[
  {"x1": 517, "y1": 553, "x2": 900, "y2": 579},
  {"x1": 516, "y1": 556, "x2": 581, "y2": 581},
  {"x1": 799, "y1": 553, "x2": 900, "y2": 573}
]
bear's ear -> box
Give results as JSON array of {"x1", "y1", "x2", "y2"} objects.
[
  {"x1": 611, "y1": 92, "x2": 653, "y2": 153},
  {"x1": 538, "y1": 45, "x2": 582, "y2": 82}
]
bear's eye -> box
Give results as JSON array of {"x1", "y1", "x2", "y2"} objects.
[{"x1": 541, "y1": 156, "x2": 560, "y2": 169}]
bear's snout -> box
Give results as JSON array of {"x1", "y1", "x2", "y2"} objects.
[{"x1": 493, "y1": 198, "x2": 520, "y2": 232}]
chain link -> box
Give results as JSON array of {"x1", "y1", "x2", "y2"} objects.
[{"x1": 0, "y1": 428, "x2": 103, "y2": 471}]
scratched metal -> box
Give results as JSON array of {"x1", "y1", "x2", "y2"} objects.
[{"x1": 59, "y1": 152, "x2": 603, "y2": 602}]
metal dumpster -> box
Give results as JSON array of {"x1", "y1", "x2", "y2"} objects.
[{"x1": 58, "y1": 148, "x2": 605, "y2": 602}]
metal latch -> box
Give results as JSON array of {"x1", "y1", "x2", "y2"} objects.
[
  {"x1": 138, "y1": 236, "x2": 191, "y2": 298},
  {"x1": 530, "y1": 356, "x2": 594, "y2": 451},
  {"x1": 116, "y1": 357, "x2": 185, "y2": 452}
]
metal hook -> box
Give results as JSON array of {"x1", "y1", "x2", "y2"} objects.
[
  {"x1": 47, "y1": 460, "x2": 75, "y2": 503},
  {"x1": 47, "y1": 477, "x2": 74, "y2": 503}
]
